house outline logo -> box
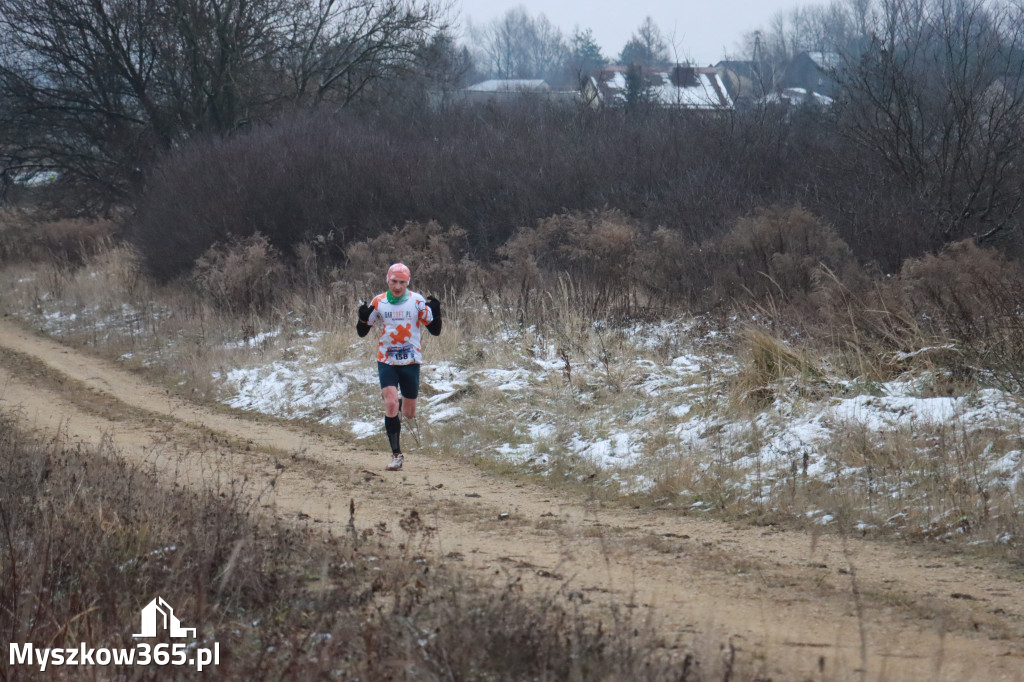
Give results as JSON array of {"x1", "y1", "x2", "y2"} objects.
[{"x1": 133, "y1": 597, "x2": 197, "y2": 639}]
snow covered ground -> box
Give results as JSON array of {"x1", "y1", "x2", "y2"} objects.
[
  {"x1": 20, "y1": 292, "x2": 1024, "y2": 548},
  {"x1": 206, "y1": 316, "x2": 1023, "y2": 520}
]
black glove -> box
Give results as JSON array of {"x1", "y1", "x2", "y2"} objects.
[
  {"x1": 358, "y1": 301, "x2": 372, "y2": 323},
  {"x1": 425, "y1": 296, "x2": 442, "y2": 336},
  {"x1": 356, "y1": 300, "x2": 373, "y2": 337},
  {"x1": 426, "y1": 295, "x2": 441, "y2": 321}
]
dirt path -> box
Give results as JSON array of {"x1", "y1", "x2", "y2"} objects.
[{"x1": 0, "y1": 318, "x2": 1021, "y2": 681}]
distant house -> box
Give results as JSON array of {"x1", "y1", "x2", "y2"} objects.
[
  {"x1": 580, "y1": 76, "x2": 601, "y2": 109},
  {"x1": 461, "y1": 79, "x2": 584, "y2": 106},
  {"x1": 591, "y1": 65, "x2": 733, "y2": 110},
  {"x1": 985, "y1": 74, "x2": 1024, "y2": 105},
  {"x1": 780, "y1": 52, "x2": 839, "y2": 97},
  {"x1": 758, "y1": 87, "x2": 834, "y2": 108},
  {"x1": 714, "y1": 60, "x2": 777, "y2": 106},
  {"x1": 467, "y1": 79, "x2": 550, "y2": 95}
]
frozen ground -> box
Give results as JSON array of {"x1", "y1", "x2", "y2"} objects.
[
  {"x1": 210, "y1": 319, "x2": 1024, "y2": 511},
  {"x1": 26, "y1": 301, "x2": 1024, "y2": 546}
]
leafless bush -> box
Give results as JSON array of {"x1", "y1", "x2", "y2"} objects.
[
  {"x1": 191, "y1": 234, "x2": 286, "y2": 317},
  {"x1": 0, "y1": 209, "x2": 35, "y2": 260},
  {"x1": 0, "y1": 214, "x2": 115, "y2": 265},
  {"x1": 129, "y1": 105, "x2": 829, "y2": 282},
  {"x1": 634, "y1": 226, "x2": 715, "y2": 309},
  {"x1": 716, "y1": 205, "x2": 857, "y2": 304},
  {"x1": 902, "y1": 239, "x2": 1024, "y2": 389},
  {"x1": 343, "y1": 220, "x2": 480, "y2": 298},
  {"x1": 495, "y1": 211, "x2": 643, "y2": 318},
  {"x1": 119, "y1": 71, "x2": 1024, "y2": 286},
  {"x1": 806, "y1": 266, "x2": 926, "y2": 380}
]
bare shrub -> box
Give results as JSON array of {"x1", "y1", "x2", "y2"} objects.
[
  {"x1": 496, "y1": 210, "x2": 649, "y2": 321},
  {"x1": 125, "y1": 89, "x2": 1024, "y2": 286},
  {"x1": 634, "y1": 227, "x2": 715, "y2": 309},
  {"x1": 343, "y1": 220, "x2": 480, "y2": 298},
  {"x1": 902, "y1": 239, "x2": 1024, "y2": 389},
  {"x1": 0, "y1": 214, "x2": 115, "y2": 265},
  {"x1": 807, "y1": 266, "x2": 927, "y2": 381},
  {"x1": 0, "y1": 209, "x2": 35, "y2": 261},
  {"x1": 192, "y1": 233, "x2": 286, "y2": 317},
  {"x1": 130, "y1": 105, "x2": 830, "y2": 282},
  {"x1": 716, "y1": 205, "x2": 857, "y2": 305}
]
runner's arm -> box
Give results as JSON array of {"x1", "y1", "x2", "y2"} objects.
[
  {"x1": 357, "y1": 301, "x2": 373, "y2": 337},
  {"x1": 426, "y1": 296, "x2": 442, "y2": 336}
]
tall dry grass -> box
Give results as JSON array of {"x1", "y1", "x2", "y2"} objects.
[
  {"x1": 0, "y1": 414, "x2": 758, "y2": 681},
  {"x1": 0, "y1": 208, "x2": 1021, "y2": 563}
]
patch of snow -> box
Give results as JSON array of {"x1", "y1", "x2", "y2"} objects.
[
  {"x1": 671, "y1": 354, "x2": 703, "y2": 373},
  {"x1": 570, "y1": 431, "x2": 644, "y2": 467},
  {"x1": 427, "y1": 389, "x2": 461, "y2": 405},
  {"x1": 668, "y1": 403, "x2": 692, "y2": 418},
  {"x1": 224, "y1": 329, "x2": 280, "y2": 349},
  {"x1": 989, "y1": 450, "x2": 1022, "y2": 487},
  {"x1": 495, "y1": 442, "x2": 536, "y2": 464},
  {"x1": 222, "y1": 360, "x2": 351, "y2": 422},
  {"x1": 349, "y1": 421, "x2": 378, "y2": 438},
  {"x1": 528, "y1": 423, "x2": 557, "y2": 440},
  {"x1": 428, "y1": 405, "x2": 463, "y2": 423},
  {"x1": 478, "y1": 368, "x2": 530, "y2": 391}
]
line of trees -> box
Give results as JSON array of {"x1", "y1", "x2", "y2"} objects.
[
  {"x1": 0, "y1": 0, "x2": 456, "y2": 205},
  {"x1": 465, "y1": 11, "x2": 678, "y2": 87},
  {"x1": 835, "y1": 0, "x2": 1024, "y2": 246},
  {"x1": 5, "y1": 0, "x2": 1024, "y2": 275}
]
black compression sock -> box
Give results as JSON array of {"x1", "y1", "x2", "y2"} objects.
[{"x1": 385, "y1": 414, "x2": 401, "y2": 454}]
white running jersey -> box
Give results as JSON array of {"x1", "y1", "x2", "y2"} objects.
[{"x1": 366, "y1": 291, "x2": 433, "y2": 365}]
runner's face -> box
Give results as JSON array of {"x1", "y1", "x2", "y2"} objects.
[{"x1": 388, "y1": 276, "x2": 408, "y2": 297}]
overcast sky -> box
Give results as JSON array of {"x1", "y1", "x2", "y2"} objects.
[{"x1": 455, "y1": 0, "x2": 804, "y2": 66}]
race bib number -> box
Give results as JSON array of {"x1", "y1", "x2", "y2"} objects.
[{"x1": 387, "y1": 347, "x2": 412, "y2": 362}]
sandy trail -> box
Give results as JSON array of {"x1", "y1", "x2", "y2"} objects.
[{"x1": 0, "y1": 318, "x2": 1021, "y2": 681}]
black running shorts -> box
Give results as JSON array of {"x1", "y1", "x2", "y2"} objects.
[{"x1": 377, "y1": 362, "x2": 420, "y2": 399}]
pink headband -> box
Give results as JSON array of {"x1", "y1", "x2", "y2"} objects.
[{"x1": 386, "y1": 263, "x2": 411, "y2": 283}]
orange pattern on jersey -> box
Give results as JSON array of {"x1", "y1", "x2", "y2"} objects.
[{"x1": 390, "y1": 323, "x2": 412, "y2": 344}]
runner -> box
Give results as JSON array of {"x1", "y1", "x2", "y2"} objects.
[{"x1": 356, "y1": 263, "x2": 442, "y2": 471}]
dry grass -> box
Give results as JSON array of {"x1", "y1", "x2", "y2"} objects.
[
  {"x1": 0, "y1": 210, "x2": 1021, "y2": 565},
  {"x1": 0, "y1": 210, "x2": 116, "y2": 264},
  {"x1": 0, "y1": 413, "x2": 761, "y2": 681},
  {"x1": 732, "y1": 328, "x2": 827, "y2": 409},
  {"x1": 192, "y1": 233, "x2": 287, "y2": 318}
]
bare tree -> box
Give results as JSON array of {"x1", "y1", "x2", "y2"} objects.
[
  {"x1": 751, "y1": 0, "x2": 873, "y2": 63},
  {"x1": 469, "y1": 7, "x2": 569, "y2": 82},
  {"x1": 0, "y1": 0, "x2": 449, "y2": 205},
  {"x1": 0, "y1": 0, "x2": 179, "y2": 201},
  {"x1": 836, "y1": 0, "x2": 1024, "y2": 244},
  {"x1": 618, "y1": 16, "x2": 669, "y2": 67},
  {"x1": 285, "y1": 0, "x2": 448, "y2": 107},
  {"x1": 367, "y1": 28, "x2": 474, "y2": 112},
  {"x1": 732, "y1": 0, "x2": 873, "y2": 101}
]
